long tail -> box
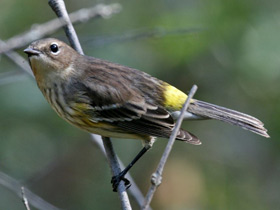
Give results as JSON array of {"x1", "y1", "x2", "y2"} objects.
[{"x1": 187, "y1": 100, "x2": 269, "y2": 138}]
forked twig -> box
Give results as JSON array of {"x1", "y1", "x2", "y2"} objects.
[
  {"x1": 91, "y1": 134, "x2": 148, "y2": 208},
  {"x1": 142, "y1": 85, "x2": 198, "y2": 209},
  {"x1": 0, "y1": 172, "x2": 60, "y2": 210}
]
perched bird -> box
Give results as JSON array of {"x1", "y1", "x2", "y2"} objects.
[{"x1": 24, "y1": 38, "x2": 269, "y2": 191}]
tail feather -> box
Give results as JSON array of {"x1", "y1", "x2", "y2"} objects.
[
  {"x1": 188, "y1": 100, "x2": 269, "y2": 138},
  {"x1": 176, "y1": 129, "x2": 202, "y2": 145}
]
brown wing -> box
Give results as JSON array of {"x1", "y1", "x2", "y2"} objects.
[{"x1": 66, "y1": 57, "x2": 200, "y2": 144}]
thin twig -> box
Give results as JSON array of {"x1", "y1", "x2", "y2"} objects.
[
  {"x1": 0, "y1": 3, "x2": 121, "y2": 54},
  {"x1": 102, "y1": 137, "x2": 132, "y2": 210},
  {"x1": 0, "y1": 39, "x2": 33, "y2": 76},
  {"x1": 142, "y1": 85, "x2": 198, "y2": 210},
  {"x1": 0, "y1": 172, "x2": 60, "y2": 210},
  {"x1": 91, "y1": 134, "x2": 150, "y2": 209},
  {"x1": 0, "y1": 39, "x2": 33, "y2": 87},
  {"x1": 21, "y1": 187, "x2": 31, "y2": 210},
  {"x1": 84, "y1": 27, "x2": 204, "y2": 47},
  {"x1": 47, "y1": 1, "x2": 132, "y2": 209}
]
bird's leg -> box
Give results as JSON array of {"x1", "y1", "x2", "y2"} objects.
[{"x1": 111, "y1": 139, "x2": 155, "y2": 192}]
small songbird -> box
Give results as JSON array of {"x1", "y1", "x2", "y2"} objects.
[{"x1": 24, "y1": 38, "x2": 269, "y2": 191}]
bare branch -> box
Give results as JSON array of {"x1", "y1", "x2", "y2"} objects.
[
  {"x1": 0, "y1": 3, "x2": 121, "y2": 54},
  {"x1": 102, "y1": 137, "x2": 132, "y2": 210},
  {"x1": 47, "y1": 1, "x2": 132, "y2": 209},
  {"x1": 90, "y1": 134, "x2": 149, "y2": 208},
  {"x1": 48, "y1": 0, "x2": 84, "y2": 53},
  {"x1": 0, "y1": 172, "x2": 60, "y2": 210},
  {"x1": 0, "y1": 39, "x2": 33, "y2": 76},
  {"x1": 142, "y1": 85, "x2": 198, "y2": 210},
  {"x1": 0, "y1": 39, "x2": 33, "y2": 86}
]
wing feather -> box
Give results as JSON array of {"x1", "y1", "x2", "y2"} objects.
[{"x1": 66, "y1": 71, "x2": 199, "y2": 143}]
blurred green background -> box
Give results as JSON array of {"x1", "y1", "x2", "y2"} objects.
[{"x1": 0, "y1": 0, "x2": 279, "y2": 209}]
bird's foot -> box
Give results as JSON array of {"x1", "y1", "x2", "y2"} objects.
[{"x1": 111, "y1": 173, "x2": 131, "y2": 192}]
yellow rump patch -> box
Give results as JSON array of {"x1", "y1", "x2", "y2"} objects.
[{"x1": 162, "y1": 83, "x2": 193, "y2": 110}]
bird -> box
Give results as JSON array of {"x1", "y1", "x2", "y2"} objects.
[{"x1": 24, "y1": 38, "x2": 269, "y2": 191}]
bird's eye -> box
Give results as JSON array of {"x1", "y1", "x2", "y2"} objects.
[{"x1": 50, "y1": 43, "x2": 60, "y2": 55}]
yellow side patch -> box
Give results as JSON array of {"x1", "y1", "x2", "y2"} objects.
[
  {"x1": 162, "y1": 83, "x2": 193, "y2": 110},
  {"x1": 74, "y1": 102, "x2": 92, "y2": 111}
]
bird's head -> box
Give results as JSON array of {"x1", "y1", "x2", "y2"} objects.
[{"x1": 24, "y1": 38, "x2": 78, "y2": 83}]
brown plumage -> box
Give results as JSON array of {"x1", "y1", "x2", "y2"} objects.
[
  {"x1": 24, "y1": 38, "x2": 270, "y2": 191},
  {"x1": 24, "y1": 38, "x2": 269, "y2": 147}
]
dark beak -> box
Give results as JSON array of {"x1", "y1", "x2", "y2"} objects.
[{"x1": 24, "y1": 48, "x2": 41, "y2": 56}]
